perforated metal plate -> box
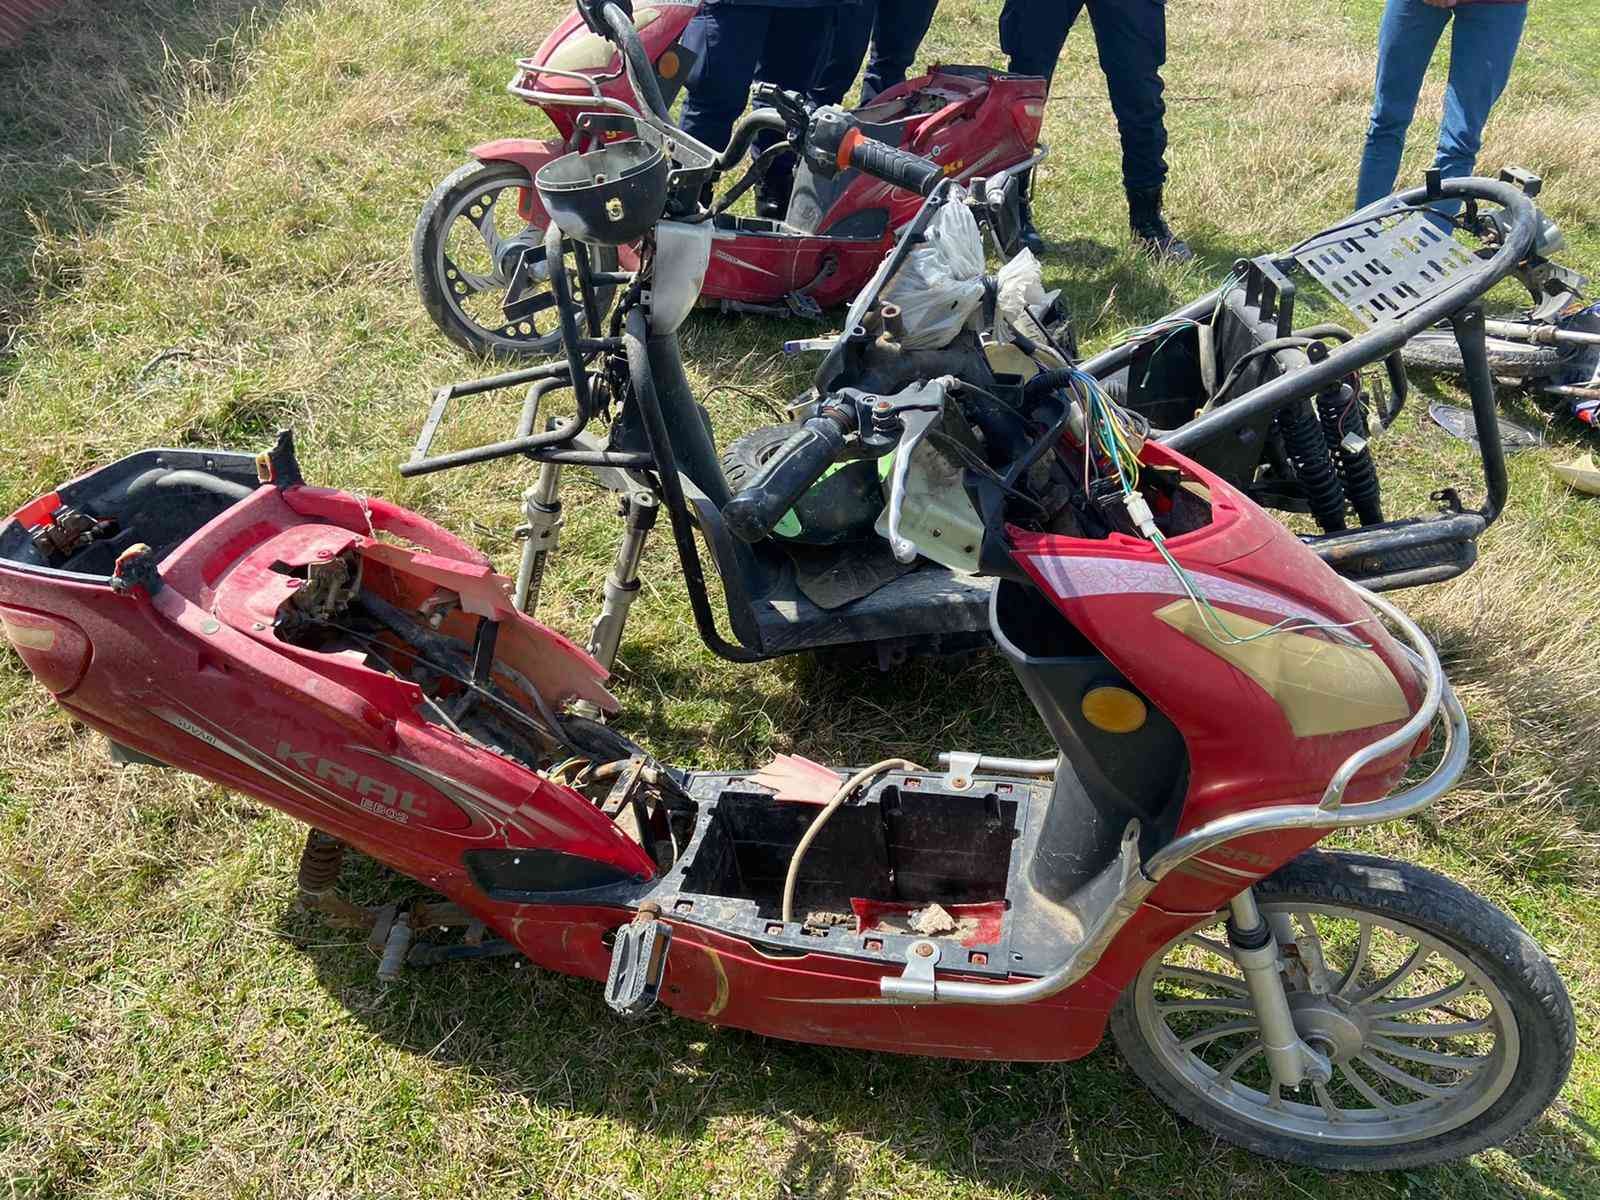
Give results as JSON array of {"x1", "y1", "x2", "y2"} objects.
[{"x1": 1295, "y1": 209, "x2": 1478, "y2": 327}]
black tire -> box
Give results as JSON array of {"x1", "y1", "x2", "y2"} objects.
[
  {"x1": 720, "y1": 423, "x2": 801, "y2": 490},
  {"x1": 1110, "y1": 850, "x2": 1575, "y2": 1171},
  {"x1": 1401, "y1": 328, "x2": 1566, "y2": 383},
  {"x1": 413, "y1": 159, "x2": 619, "y2": 359}
]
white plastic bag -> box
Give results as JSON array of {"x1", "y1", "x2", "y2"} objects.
[
  {"x1": 994, "y1": 248, "x2": 1048, "y2": 342},
  {"x1": 881, "y1": 191, "x2": 986, "y2": 349}
]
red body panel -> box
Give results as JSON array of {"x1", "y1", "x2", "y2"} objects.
[
  {"x1": 0, "y1": 438, "x2": 1427, "y2": 1061},
  {"x1": 479, "y1": 3, "x2": 1046, "y2": 308}
]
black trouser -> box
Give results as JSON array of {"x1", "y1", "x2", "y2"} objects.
[
  {"x1": 811, "y1": 0, "x2": 938, "y2": 107},
  {"x1": 679, "y1": 1, "x2": 840, "y2": 195},
  {"x1": 1000, "y1": 0, "x2": 1169, "y2": 191}
]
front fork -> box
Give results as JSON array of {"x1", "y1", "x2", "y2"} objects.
[
  {"x1": 1227, "y1": 890, "x2": 1333, "y2": 1090},
  {"x1": 513, "y1": 460, "x2": 564, "y2": 614},
  {"x1": 515, "y1": 468, "x2": 657, "y2": 716}
]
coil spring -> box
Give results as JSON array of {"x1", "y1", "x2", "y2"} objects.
[
  {"x1": 297, "y1": 829, "x2": 346, "y2": 894},
  {"x1": 1279, "y1": 399, "x2": 1347, "y2": 532},
  {"x1": 1318, "y1": 384, "x2": 1385, "y2": 526}
]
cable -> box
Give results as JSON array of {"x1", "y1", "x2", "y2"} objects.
[{"x1": 779, "y1": 758, "x2": 923, "y2": 925}]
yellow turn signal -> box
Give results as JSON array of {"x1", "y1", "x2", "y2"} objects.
[{"x1": 1082, "y1": 685, "x2": 1148, "y2": 734}]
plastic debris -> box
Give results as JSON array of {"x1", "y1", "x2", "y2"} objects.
[
  {"x1": 751, "y1": 753, "x2": 843, "y2": 805},
  {"x1": 881, "y1": 191, "x2": 986, "y2": 349},
  {"x1": 1551, "y1": 453, "x2": 1600, "y2": 496},
  {"x1": 1426, "y1": 402, "x2": 1541, "y2": 451},
  {"x1": 995, "y1": 248, "x2": 1049, "y2": 342}
]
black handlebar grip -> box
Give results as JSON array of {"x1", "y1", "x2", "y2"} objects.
[
  {"x1": 846, "y1": 135, "x2": 944, "y2": 198},
  {"x1": 723, "y1": 416, "x2": 851, "y2": 543}
]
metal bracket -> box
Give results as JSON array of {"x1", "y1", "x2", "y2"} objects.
[
  {"x1": 941, "y1": 751, "x2": 981, "y2": 792},
  {"x1": 899, "y1": 940, "x2": 942, "y2": 989}
]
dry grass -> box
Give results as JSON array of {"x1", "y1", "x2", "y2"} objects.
[{"x1": 2, "y1": 0, "x2": 1599, "y2": 1196}]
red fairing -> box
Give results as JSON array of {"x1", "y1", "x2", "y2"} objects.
[
  {"x1": 1010, "y1": 441, "x2": 1426, "y2": 919},
  {"x1": 493, "y1": 900, "x2": 1123, "y2": 1062},
  {"x1": 0, "y1": 482, "x2": 657, "y2": 898},
  {"x1": 522, "y1": 3, "x2": 699, "y2": 140},
  {"x1": 0, "y1": 439, "x2": 1431, "y2": 1064}
]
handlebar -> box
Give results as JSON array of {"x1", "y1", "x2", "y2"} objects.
[
  {"x1": 722, "y1": 409, "x2": 856, "y2": 543},
  {"x1": 592, "y1": 1, "x2": 671, "y2": 123},
  {"x1": 805, "y1": 107, "x2": 946, "y2": 198}
]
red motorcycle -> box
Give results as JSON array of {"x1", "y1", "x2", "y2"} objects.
[
  {"x1": 1, "y1": 6, "x2": 1574, "y2": 1167},
  {"x1": 2, "y1": 418, "x2": 1574, "y2": 1169},
  {"x1": 411, "y1": 0, "x2": 1046, "y2": 356},
  {"x1": 2, "y1": 190, "x2": 1575, "y2": 1176}
]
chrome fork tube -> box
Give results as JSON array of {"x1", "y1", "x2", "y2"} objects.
[
  {"x1": 514, "y1": 460, "x2": 564, "y2": 615},
  {"x1": 587, "y1": 490, "x2": 657, "y2": 673},
  {"x1": 1227, "y1": 890, "x2": 1332, "y2": 1089}
]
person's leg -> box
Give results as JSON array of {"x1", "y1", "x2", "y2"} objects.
[
  {"x1": 811, "y1": 0, "x2": 878, "y2": 107},
  {"x1": 1433, "y1": 1, "x2": 1527, "y2": 195},
  {"x1": 860, "y1": 0, "x2": 937, "y2": 101},
  {"x1": 1001, "y1": 0, "x2": 1085, "y2": 252},
  {"x1": 679, "y1": 1, "x2": 772, "y2": 153},
  {"x1": 1085, "y1": 0, "x2": 1188, "y2": 260},
  {"x1": 754, "y1": 6, "x2": 840, "y2": 217},
  {"x1": 1354, "y1": 0, "x2": 1450, "y2": 209},
  {"x1": 1000, "y1": 0, "x2": 1086, "y2": 83}
]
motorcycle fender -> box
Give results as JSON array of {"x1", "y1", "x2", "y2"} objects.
[
  {"x1": 470, "y1": 138, "x2": 561, "y2": 224},
  {"x1": 0, "y1": 604, "x2": 90, "y2": 696}
]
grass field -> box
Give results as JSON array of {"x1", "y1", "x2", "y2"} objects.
[{"x1": 2, "y1": 0, "x2": 1598, "y2": 1196}]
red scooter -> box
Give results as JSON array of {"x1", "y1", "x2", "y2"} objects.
[
  {"x1": 411, "y1": 0, "x2": 1046, "y2": 356},
  {"x1": 0, "y1": 334, "x2": 1572, "y2": 1170},
  {"x1": 1, "y1": 5, "x2": 1574, "y2": 1166}
]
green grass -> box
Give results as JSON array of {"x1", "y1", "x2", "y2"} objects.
[{"x1": 2, "y1": 0, "x2": 1599, "y2": 1196}]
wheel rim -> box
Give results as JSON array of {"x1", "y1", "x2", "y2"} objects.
[
  {"x1": 1133, "y1": 901, "x2": 1520, "y2": 1146},
  {"x1": 433, "y1": 173, "x2": 603, "y2": 352}
]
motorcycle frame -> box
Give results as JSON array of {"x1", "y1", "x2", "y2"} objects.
[{"x1": 404, "y1": 173, "x2": 1546, "y2": 677}]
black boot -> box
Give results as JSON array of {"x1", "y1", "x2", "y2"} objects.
[
  {"x1": 1015, "y1": 169, "x2": 1046, "y2": 256},
  {"x1": 1127, "y1": 186, "x2": 1193, "y2": 262},
  {"x1": 756, "y1": 153, "x2": 796, "y2": 222}
]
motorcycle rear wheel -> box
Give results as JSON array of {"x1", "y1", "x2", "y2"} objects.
[
  {"x1": 1110, "y1": 850, "x2": 1573, "y2": 1170},
  {"x1": 413, "y1": 159, "x2": 619, "y2": 359}
]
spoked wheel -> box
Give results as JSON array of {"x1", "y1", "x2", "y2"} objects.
[
  {"x1": 1111, "y1": 851, "x2": 1573, "y2": 1170},
  {"x1": 413, "y1": 159, "x2": 619, "y2": 358},
  {"x1": 1402, "y1": 326, "x2": 1568, "y2": 383}
]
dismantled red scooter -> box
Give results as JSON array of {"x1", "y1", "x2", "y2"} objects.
[
  {"x1": 412, "y1": 0, "x2": 1045, "y2": 355},
  {"x1": 1, "y1": 404, "x2": 1573, "y2": 1169}
]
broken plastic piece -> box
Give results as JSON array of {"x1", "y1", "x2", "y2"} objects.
[
  {"x1": 1426, "y1": 402, "x2": 1541, "y2": 452},
  {"x1": 1550, "y1": 454, "x2": 1600, "y2": 496},
  {"x1": 751, "y1": 753, "x2": 844, "y2": 805}
]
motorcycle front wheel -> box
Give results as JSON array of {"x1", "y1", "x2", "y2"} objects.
[
  {"x1": 413, "y1": 159, "x2": 619, "y2": 359},
  {"x1": 1110, "y1": 850, "x2": 1573, "y2": 1171}
]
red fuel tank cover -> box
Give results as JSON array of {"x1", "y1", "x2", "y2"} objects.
[{"x1": 0, "y1": 604, "x2": 91, "y2": 695}]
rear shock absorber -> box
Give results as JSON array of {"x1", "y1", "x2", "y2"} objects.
[
  {"x1": 1278, "y1": 398, "x2": 1347, "y2": 532},
  {"x1": 297, "y1": 829, "x2": 346, "y2": 897},
  {"x1": 1318, "y1": 382, "x2": 1384, "y2": 527}
]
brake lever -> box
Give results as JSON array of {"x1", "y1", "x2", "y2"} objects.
[{"x1": 750, "y1": 84, "x2": 813, "y2": 149}]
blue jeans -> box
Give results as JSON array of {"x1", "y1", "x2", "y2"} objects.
[
  {"x1": 1000, "y1": 0, "x2": 1169, "y2": 191},
  {"x1": 810, "y1": 0, "x2": 938, "y2": 107},
  {"x1": 1355, "y1": 0, "x2": 1528, "y2": 211}
]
